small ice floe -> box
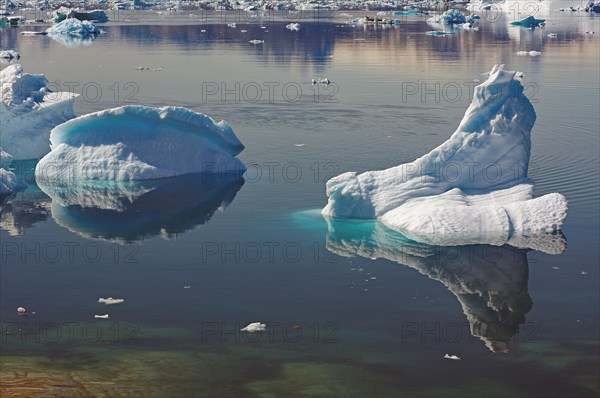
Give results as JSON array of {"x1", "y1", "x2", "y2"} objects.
[
  {"x1": 511, "y1": 15, "x2": 545, "y2": 28},
  {"x1": 586, "y1": 31, "x2": 595, "y2": 34},
  {"x1": 184, "y1": 285, "x2": 191, "y2": 288},
  {"x1": 260, "y1": 26, "x2": 266, "y2": 29},
  {"x1": 516, "y1": 51, "x2": 529, "y2": 56},
  {"x1": 581, "y1": 271, "x2": 588, "y2": 275},
  {"x1": 0, "y1": 50, "x2": 19, "y2": 60},
  {"x1": 98, "y1": 297, "x2": 124, "y2": 305},
  {"x1": 17, "y1": 307, "x2": 27, "y2": 314},
  {"x1": 529, "y1": 51, "x2": 541, "y2": 57},
  {"x1": 547, "y1": 33, "x2": 558, "y2": 38},
  {"x1": 20, "y1": 31, "x2": 47, "y2": 36},
  {"x1": 249, "y1": 39, "x2": 264, "y2": 45},
  {"x1": 135, "y1": 66, "x2": 163, "y2": 72},
  {"x1": 293, "y1": 143, "x2": 306, "y2": 147},
  {"x1": 95, "y1": 314, "x2": 109, "y2": 319},
  {"x1": 552, "y1": 266, "x2": 560, "y2": 270},
  {"x1": 313, "y1": 78, "x2": 330, "y2": 85},
  {"x1": 286, "y1": 22, "x2": 301, "y2": 31},
  {"x1": 201, "y1": 29, "x2": 206, "y2": 33},
  {"x1": 240, "y1": 29, "x2": 247, "y2": 33},
  {"x1": 241, "y1": 322, "x2": 266, "y2": 332},
  {"x1": 227, "y1": 23, "x2": 236, "y2": 28},
  {"x1": 444, "y1": 354, "x2": 461, "y2": 360},
  {"x1": 426, "y1": 30, "x2": 453, "y2": 36}
]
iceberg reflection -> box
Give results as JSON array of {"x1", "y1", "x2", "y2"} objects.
[
  {"x1": 325, "y1": 217, "x2": 567, "y2": 352},
  {"x1": 37, "y1": 173, "x2": 244, "y2": 242}
]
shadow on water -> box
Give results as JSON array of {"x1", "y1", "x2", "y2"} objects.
[{"x1": 322, "y1": 216, "x2": 568, "y2": 353}]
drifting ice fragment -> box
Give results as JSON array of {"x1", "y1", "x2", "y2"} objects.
[
  {"x1": 17, "y1": 307, "x2": 27, "y2": 314},
  {"x1": 0, "y1": 64, "x2": 78, "y2": 160},
  {"x1": 98, "y1": 297, "x2": 124, "y2": 305},
  {"x1": 0, "y1": 49, "x2": 19, "y2": 60},
  {"x1": 444, "y1": 354, "x2": 461, "y2": 360},
  {"x1": 95, "y1": 314, "x2": 109, "y2": 319},
  {"x1": 511, "y1": 16, "x2": 545, "y2": 28},
  {"x1": 249, "y1": 39, "x2": 264, "y2": 44},
  {"x1": 35, "y1": 105, "x2": 246, "y2": 182},
  {"x1": 241, "y1": 322, "x2": 266, "y2": 332},
  {"x1": 286, "y1": 22, "x2": 301, "y2": 31},
  {"x1": 322, "y1": 65, "x2": 568, "y2": 247},
  {"x1": 47, "y1": 18, "x2": 100, "y2": 36}
]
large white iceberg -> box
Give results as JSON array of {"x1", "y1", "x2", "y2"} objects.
[
  {"x1": 0, "y1": 64, "x2": 78, "y2": 160},
  {"x1": 322, "y1": 65, "x2": 568, "y2": 247},
  {"x1": 35, "y1": 105, "x2": 246, "y2": 182}
]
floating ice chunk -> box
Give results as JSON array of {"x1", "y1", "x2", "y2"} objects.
[
  {"x1": 35, "y1": 105, "x2": 245, "y2": 182},
  {"x1": 547, "y1": 33, "x2": 557, "y2": 38},
  {"x1": 1, "y1": 65, "x2": 78, "y2": 160},
  {"x1": 51, "y1": 8, "x2": 109, "y2": 23},
  {"x1": 17, "y1": 307, "x2": 26, "y2": 314},
  {"x1": 318, "y1": 78, "x2": 331, "y2": 85},
  {"x1": 0, "y1": 148, "x2": 13, "y2": 167},
  {"x1": 511, "y1": 16, "x2": 545, "y2": 28},
  {"x1": 426, "y1": 30, "x2": 453, "y2": 36},
  {"x1": 0, "y1": 49, "x2": 19, "y2": 60},
  {"x1": 529, "y1": 51, "x2": 541, "y2": 57},
  {"x1": 94, "y1": 314, "x2": 109, "y2": 319},
  {"x1": 0, "y1": 150, "x2": 22, "y2": 195},
  {"x1": 47, "y1": 18, "x2": 101, "y2": 37},
  {"x1": 20, "y1": 31, "x2": 47, "y2": 36},
  {"x1": 98, "y1": 297, "x2": 124, "y2": 305},
  {"x1": 241, "y1": 322, "x2": 266, "y2": 332},
  {"x1": 444, "y1": 354, "x2": 461, "y2": 360},
  {"x1": 428, "y1": 9, "x2": 467, "y2": 25},
  {"x1": 249, "y1": 39, "x2": 264, "y2": 44},
  {"x1": 286, "y1": 22, "x2": 301, "y2": 31},
  {"x1": 322, "y1": 65, "x2": 568, "y2": 247},
  {"x1": 516, "y1": 51, "x2": 529, "y2": 56}
]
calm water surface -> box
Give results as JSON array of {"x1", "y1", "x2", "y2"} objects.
[{"x1": 1, "y1": 11, "x2": 599, "y2": 397}]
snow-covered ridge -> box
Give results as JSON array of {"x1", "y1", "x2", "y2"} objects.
[
  {"x1": 1, "y1": 64, "x2": 78, "y2": 160},
  {"x1": 35, "y1": 105, "x2": 246, "y2": 182},
  {"x1": 322, "y1": 65, "x2": 567, "y2": 247}
]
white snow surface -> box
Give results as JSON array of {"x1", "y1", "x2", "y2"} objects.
[
  {"x1": 1, "y1": 64, "x2": 78, "y2": 159},
  {"x1": 35, "y1": 105, "x2": 246, "y2": 181},
  {"x1": 322, "y1": 65, "x2": 568, "y2": 246}
]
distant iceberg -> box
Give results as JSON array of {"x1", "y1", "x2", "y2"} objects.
[
  {"x1": 46, "y1": 18, "x2": 101, "y2": 46},
  {"x1": 35, "y1": 105, "x2": 246, "y2": 182},
  {"x1": 427, "y1": 9, "x2": 468, "y2": 25},
  {"x1": 51, "y1": 8, "x2": 109, "y2": 24},
  {"x1": 322, "y1": 65, "x2": 568, "y2": 247},
  {"x1": 0, "y1": 64, "x2": 78, "y2": 160}
]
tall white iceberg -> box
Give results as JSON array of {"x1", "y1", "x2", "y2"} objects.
[
  {"x1": 0, "y1": 148, "x2": 21, "y2": 195},
  {"x1": 35, "y1": 105, "x2": 246, "y2": 182},
  {"x1": 1, "y1": 64, "x2": 78, "y2": 160},
  {"x1": 322, "y1": 65, "x2": 568, "y2": 247}
]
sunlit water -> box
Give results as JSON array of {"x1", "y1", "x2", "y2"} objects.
[{"x1": 1, "y1": 10, "x2": 599, "y2": 397}]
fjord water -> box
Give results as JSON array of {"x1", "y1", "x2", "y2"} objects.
[{"x1": 1, "y1": 12, "x2": 599, "y2": 397}]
